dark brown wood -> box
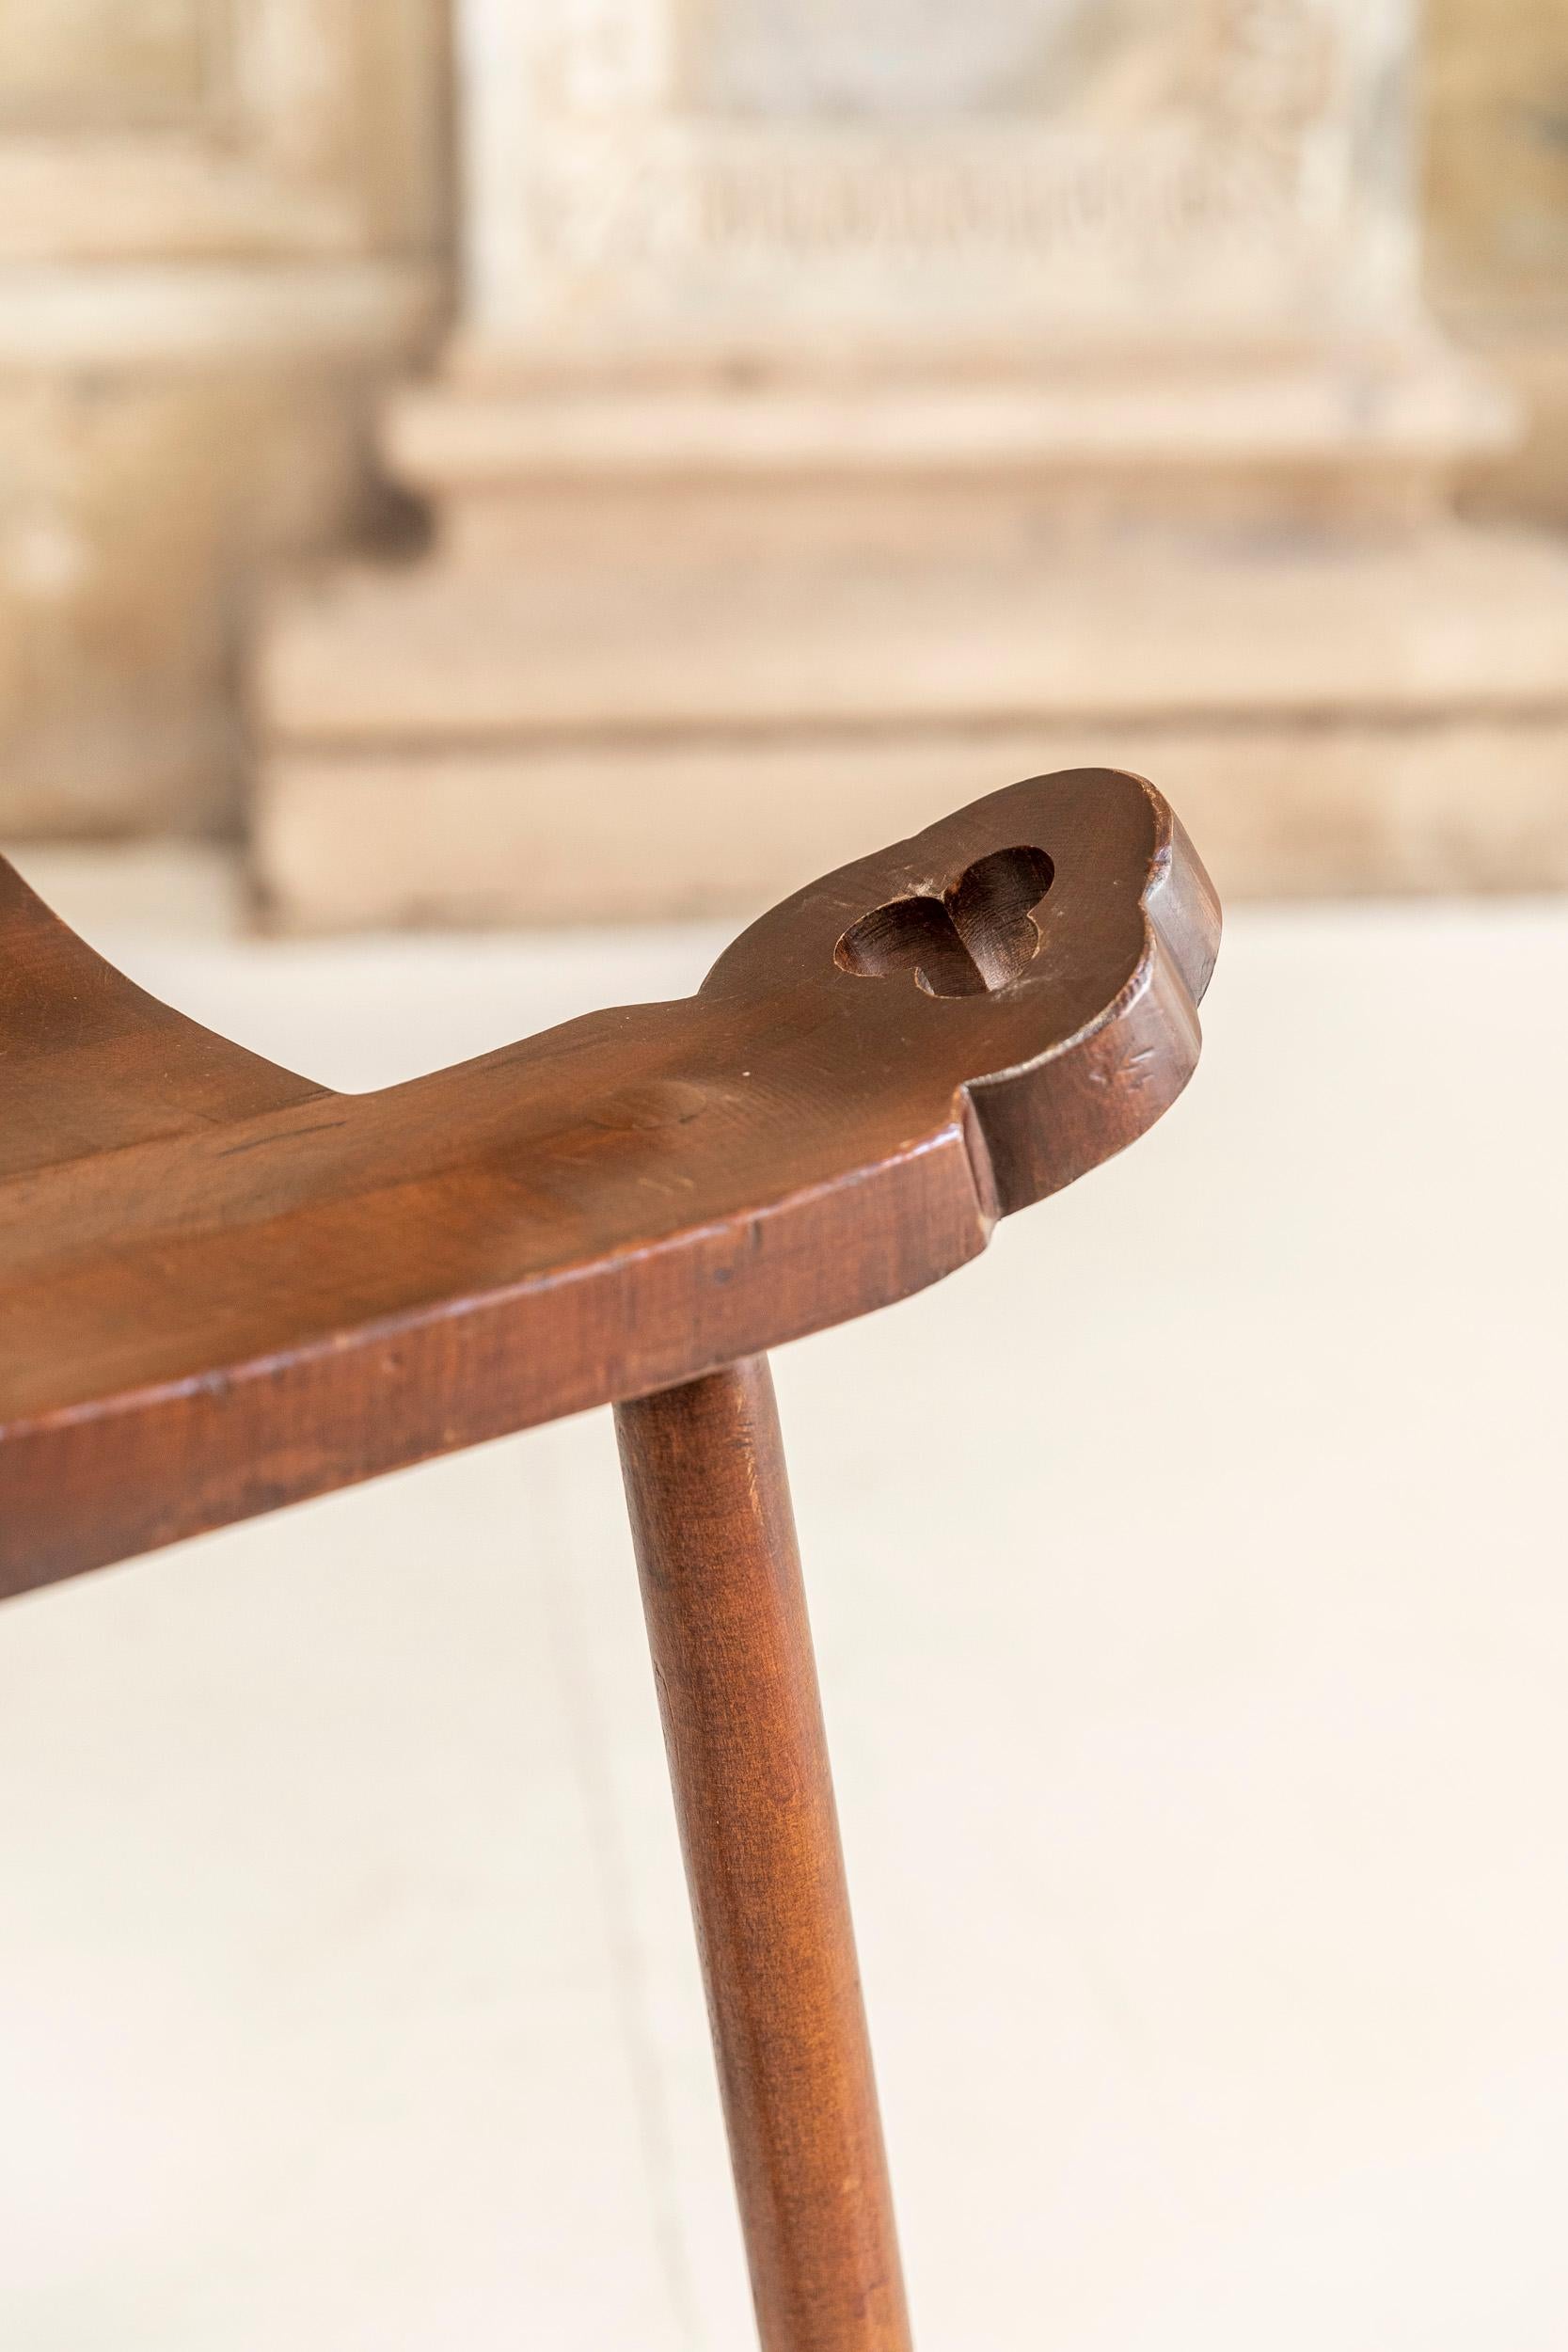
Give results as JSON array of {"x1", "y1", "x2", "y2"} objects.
[
  {"x1": 0, "y1": 767, "x2": 1216, "y2": 1592},
  {"x1": 0, "y1": 768, "x2": 1222, "y2": 2352},
  {"x1": 617, "y1": 1357, "x2": 910, "y2": 2352}
]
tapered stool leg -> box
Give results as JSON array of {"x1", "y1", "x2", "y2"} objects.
[{"x1": 615, "y1": 1357, "x2": 912, "y2": 2352}]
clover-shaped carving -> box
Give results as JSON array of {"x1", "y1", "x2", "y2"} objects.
[{"x1": 834, "y1": 843, "x2": 1054, "y2": 998}]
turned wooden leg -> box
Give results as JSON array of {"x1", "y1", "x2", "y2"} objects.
[{"x1": 615, "y1": 1357, "x2": 912, "y2": 2352}]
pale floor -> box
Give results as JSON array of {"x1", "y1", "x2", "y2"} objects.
[{"x1": 2, "y1": 869, "x2": 1566, "y2": 2349}]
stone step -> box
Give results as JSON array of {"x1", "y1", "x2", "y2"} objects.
[
  {"x1": 261, "y1": 522, "x2": 1568, "y2": 746},
  {"x1": 388, "y1": 348, "x2": 1511, "y2": 487},
  {"x1": 254, "y1": 705, "x2": 1568, "y2": 929}
]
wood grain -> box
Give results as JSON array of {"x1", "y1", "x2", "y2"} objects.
[
  {"x1": 618, "y1": 1359, "x2": 911, "y2": 2352},
  {"x1": 0, "y1": 767, "x2": 1218, "y2": 1589},
  {"x1": 0, "y1": 766, "x2": 1222, "y2": 2352}
]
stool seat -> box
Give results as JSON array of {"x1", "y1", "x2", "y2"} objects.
[
  {"x1": 0, "y1": 768, "x2": 1217, "y2": 1591},
  {"x1": 1, "y1": 764, "x2": 1220, "y2": 2352}
]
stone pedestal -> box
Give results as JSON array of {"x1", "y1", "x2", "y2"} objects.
[
  {"x1": 257, "y1": 0, "x2": 1568, "y2": 921},
  {"x1": 0, "y1": 0, "x2": 446, "y2": 840}
]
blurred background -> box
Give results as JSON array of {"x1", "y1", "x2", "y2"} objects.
[
  {"x1": 3, "y1": 5, "x2": 1568, "y2": 2348},
  {"x1": 0, "y1": 0, "x2": 1566, "y2": 912}
]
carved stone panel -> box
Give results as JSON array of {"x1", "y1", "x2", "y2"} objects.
[{"x1": 462, "y1": 0, "x2": 1420, "y2": 361}]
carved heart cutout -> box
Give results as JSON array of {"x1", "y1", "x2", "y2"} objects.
[{"x1": 834, "y1": 843, "x2": 1054, "y2": 997}]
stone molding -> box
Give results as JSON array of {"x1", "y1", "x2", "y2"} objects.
[{"x1": 0, "y1": 262, "x2": 441, "y2": 368}]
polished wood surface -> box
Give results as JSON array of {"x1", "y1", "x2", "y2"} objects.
[
  {"x1": 0, "y1": 767, "x2": 1217, "y2": 1591},
  {"x1": 619, "y1": 1359, "x2": 910, "y2": 2352},
  {"x1": 1, "y1": 766, "x2": 1220, "y2": 2352}
]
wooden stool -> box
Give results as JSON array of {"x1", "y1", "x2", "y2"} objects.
[{"x1": 0, "y1": 769, "x2": 1218, "y2": 2351}]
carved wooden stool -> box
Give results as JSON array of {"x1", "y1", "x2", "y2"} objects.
[{"x1": 0, "y1": 769, "x2": 1218, "y2": 2352}]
